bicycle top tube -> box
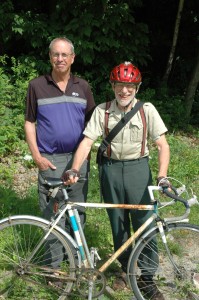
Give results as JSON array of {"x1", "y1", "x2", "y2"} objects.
[
  {"x1": 66, "y1": 202, "x2": 155, "y2": 210},
  {"x1": 44, "y1": 177, "x2": 198, "y2": 220},
  {"x1": 44, "y1": 177, "x2": 156, "y2": 210}
]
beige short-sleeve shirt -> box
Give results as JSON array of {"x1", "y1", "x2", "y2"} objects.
[{"x1": 83, "y1": 98, "x2": 168, "y2": 160}]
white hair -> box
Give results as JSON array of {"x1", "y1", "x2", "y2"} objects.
[{"x1": 49, "y1": 37, "x2": 75, "y2": 54}]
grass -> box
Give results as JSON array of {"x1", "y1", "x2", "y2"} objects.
[{"x1": 0, "y1": 132, "x2": 198, "y2": 299}]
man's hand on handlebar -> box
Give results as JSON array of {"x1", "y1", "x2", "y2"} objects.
[
  {"x1": 62, "y1": 169, "x2": 80, "y2": 185},
  {"x1": 157, "y1": 176, "x2": 171, "y2": 189}
]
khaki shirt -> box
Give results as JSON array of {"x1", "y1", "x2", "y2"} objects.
[{"x1": 83, "y1": 98, "x2": 168, "y2": 160}]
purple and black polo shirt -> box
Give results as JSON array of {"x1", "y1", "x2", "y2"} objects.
[{"x1": 25, "y1": 74, "x2": 95, "y2": 154}]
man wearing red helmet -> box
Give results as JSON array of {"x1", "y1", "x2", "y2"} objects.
[{"x1": 63, "y1": 62, "x2": 169, "y2": 300}]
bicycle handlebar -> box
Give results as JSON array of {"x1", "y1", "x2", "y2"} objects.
[
  {"x1": 148, "y1": 184, "x2": 198, "y2": 222},
  {"x1": 163, "y1": 187, "x2": 189, "y2": 208},
  {"x1": 44, "y1": 177, "x2": 86, "y2": 188}
]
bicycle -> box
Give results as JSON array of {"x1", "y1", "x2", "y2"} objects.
[{"x1": 0, "y1": 177, "x2": 198, "y2": 300}]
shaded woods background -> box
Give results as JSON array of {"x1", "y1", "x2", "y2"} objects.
[{"x1": 0, "y1": 0, "x2": 198, "y2": 144}]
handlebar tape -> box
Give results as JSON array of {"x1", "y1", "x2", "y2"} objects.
[{"x1": 163, "y1": 187, "x2": 189, "y2": 208}]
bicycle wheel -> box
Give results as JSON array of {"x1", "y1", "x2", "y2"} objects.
[
  {"x1": 128, "y1": 223, "x2": 199, "y2": 300},
  {"x1": 0, "y1": 216, "x2": 76, "y2": 300}
]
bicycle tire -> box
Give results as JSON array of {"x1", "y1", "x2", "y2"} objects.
[
  {"x1": 0, "y1": 216, "x2": 76, "y2": 300},
  {"x1": 127, "y1": 222, "x2": 199, "y2": 300}
]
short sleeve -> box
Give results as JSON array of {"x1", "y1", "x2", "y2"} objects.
[{"x1": 144, "y1": 103, "x2": 168, "y2": 140}]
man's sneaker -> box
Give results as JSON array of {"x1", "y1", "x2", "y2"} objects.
[{"x1": 137, "y1": 276, "x2": 165, "y2": 300}]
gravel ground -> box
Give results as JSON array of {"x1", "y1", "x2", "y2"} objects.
[
  {"x1": 0, "y1": 155, "x2": 38, "y2": 197},
  {"x1": 12, "y1": 165, "x2": 38, "y2": 196}
]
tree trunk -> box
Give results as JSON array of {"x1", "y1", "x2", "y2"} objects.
[
  {"x1": 184, "y1": 49, "x2": 199, "y2": 122},
  {"x1": 162, "y1": 0, "x2": 184, "y2": 84}
]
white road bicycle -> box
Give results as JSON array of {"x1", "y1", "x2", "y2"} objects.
[{"x1": 0, "y1": 177, "x2": 198, "y2": 300}]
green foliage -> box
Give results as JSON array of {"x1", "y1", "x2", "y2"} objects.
[
  {"x1": 149, "y1": 133, "x2": 199, "y2": 225},
  {"x1": 0, "y1": 185, "x2": 39, "y2": 219},
  {"x1": 0, "y1": 0, "x2": 150, "y2": 104},
  {"x1": 0, "y1": 55, "x2": 38, "y2": 156},
  {"x1": 149, "y1": 134, "x2": 199, "y2": 186},
  {"x1": 167, "y1": 134, "x2": 199, "y2": 184},
  {"x1": 0, "y1": 0, "x2": 198, "y2": 123},
  {"x1": 139, "y1": 87, "x2": 190, "y2": 130},
  {"x1": 74, "y1": 1, "x2": 149, "y2": 104}
]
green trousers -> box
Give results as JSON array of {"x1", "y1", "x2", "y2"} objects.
[{"x1": 100, "y1": 156, "x2": 158, "y2": 275}]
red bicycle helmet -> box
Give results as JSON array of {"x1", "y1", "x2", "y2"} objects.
[{"x1": 110, "y1": 61, "x2": 142, "y2": 84}]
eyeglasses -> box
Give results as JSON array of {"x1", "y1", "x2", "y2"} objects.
[
  {"x1": 51, "y1": 52, "x2": 74, "y2": 59},
  {"x1": 114, "y1": 83, "x2": 137, "y2": 90}
]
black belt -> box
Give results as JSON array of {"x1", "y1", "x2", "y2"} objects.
[{"x1": 102, "y1": 156, "x2": 148, "y2": 164}]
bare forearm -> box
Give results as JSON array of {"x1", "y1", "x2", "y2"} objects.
[
  {"x1": 72, "y1": 137, "x2": 93, "y2": 171},
  {"x1": 24, "y1": 121, "x2": 41, "y2": 161},
  {"x1": 63, "y1": 137, "x2": 94, "y2": 185},
  {"x1": 156, "y1": 135, "x2": 170, "y2": 177},
  {"x1": 158, "y1": 144, "x2": 170, "y2": 177}
]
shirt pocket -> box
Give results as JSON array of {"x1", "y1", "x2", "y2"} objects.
[
  {"x1": 107, "y1": 114, "x2": 120, "y2": 131},
  {"x1": 130, "y1": 120, "x2": 143, "y2": 142}
]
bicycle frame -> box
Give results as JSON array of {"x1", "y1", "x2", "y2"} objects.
[
  {"x1": 61, "y1": 198, "x2": 157, "y2": 272},
  {"x1": 62, "y1": 196, "x2": 192, "y2": 300},
  {"x1": 52, "y1": 197, "x2": 159, "y2": 300},
  {"x1": 54, "y1": 183, "x2": 194, "y2": 274}
]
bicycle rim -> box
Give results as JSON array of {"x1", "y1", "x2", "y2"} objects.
[
  {"x1": 0, "y1": 217, "x2": 76, "y2": 300},
  {"x1": 128, "y1": 223, "x2": 199, "y2": 300}
]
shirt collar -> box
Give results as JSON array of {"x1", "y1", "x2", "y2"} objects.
[{"x1": 45, "y1": 73, "x2": 79, "y2": 84}]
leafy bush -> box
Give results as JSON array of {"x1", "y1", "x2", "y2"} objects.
[
  {"x1": 139, "y1": 87, "x2": 189, "y2": 130},
  {"x1": 0, "y1": 55, "x2": 38, "y2": 156}
]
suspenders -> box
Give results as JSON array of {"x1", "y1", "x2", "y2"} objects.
[{"x1": 104, "y1": 101, "x2": 147, "y2": 159}]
